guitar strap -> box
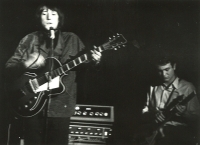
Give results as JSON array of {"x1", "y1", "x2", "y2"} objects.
[
  {"x1": 164, "y1": 87, "x2": 176, "y2": 108},
  {"x1": 164, "y1": 78, "x2": 180, "y2": 107}
]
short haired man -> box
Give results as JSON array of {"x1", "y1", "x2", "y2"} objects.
[{"x1": 141, "y1": 53, "x2": 199, "y2": 145}]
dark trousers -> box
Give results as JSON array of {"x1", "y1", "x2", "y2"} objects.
[
  {"x1": 155, "y1": 125, "x2": 196, "y2": 145},
  {"x1": 8, "y1": 114, "x2": 70, "y2": 145}
]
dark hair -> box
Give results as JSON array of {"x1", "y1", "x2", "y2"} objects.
[
  {"x1": 151, "y1": 50, "x2": 176, "y2": 66},
  {"x1": 35, "y1": 3, "x2": 65, "y2": 29}
]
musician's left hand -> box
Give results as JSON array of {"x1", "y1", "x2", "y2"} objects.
[
  {"x1": 175, "y1": 105, "x2": 186, "y2": 115},
  {"x1": 91, "y1": 46, "x2": 102, "y2": 64}
]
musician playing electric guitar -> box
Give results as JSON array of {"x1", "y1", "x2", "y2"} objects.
[
  {"x1": 137, "y1": 51, "x2": 199, "y2": 145},
  {"x1": 4, "y1": 3, "x2": 103, "y2": 145}
]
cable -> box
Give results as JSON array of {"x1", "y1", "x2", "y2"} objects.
[
  {"x1": 26, "y1": 49, "x2": 42, "y2": 69},
  {"x1": 6, "y1": 124, "x2": 11, "y2": 145}
]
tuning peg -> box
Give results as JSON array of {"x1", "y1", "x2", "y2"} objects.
[
  {"x1": 118, "y1": 46, "x2": 121, "y2": 48},
  {"x1": 114, "y1": 48, "x2": 117, "y2": 50},
  {"x1": 113, "y1": 35, "x2": 116, "y2": 37},
  {"x1": 117, "y1": 33, "x2": 119, "y2": 35},
  {"x1": 123, "y1": 45, "x2": 126, "y2": 47},
  {"x1": 109, "y1": 37, "x2": 111, "y2": 40}
]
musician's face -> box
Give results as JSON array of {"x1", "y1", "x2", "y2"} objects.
[
  {"x1": 41, "y1": 7, "x2": 59, "y2": 30},
  {"x1": 156, "y1": 63, "x2": 176, "y2": 84}
]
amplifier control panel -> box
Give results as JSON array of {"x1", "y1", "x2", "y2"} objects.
[
  {"x1": 71, "y1": 104, "x2": 114, "y2": 122},
  {"x1": 69, "y1": 122, "x2": 112, "y2": 144},
  {"x1": 69, "y1": 135, "x2": 106, "y2": 144},
  {"x1": 69, "y1": 125, "x2": 112, "y2": 137}
]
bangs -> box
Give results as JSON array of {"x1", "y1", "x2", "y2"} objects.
[{"x1": 39, "y1": 6, "x2": 59, "y2": 13}]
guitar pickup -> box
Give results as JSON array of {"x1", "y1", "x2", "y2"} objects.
[{"x1": 29, "y1": 78, "x2": 39, "y2": 94}]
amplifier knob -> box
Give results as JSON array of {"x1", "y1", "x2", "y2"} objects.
[
  {"x1": 89, "y1": 112, "x2": 94, "y2": 116},
  {"x1": 83, "y1": 111, "x2": 87, "y2": 115},
  {"x1": 77, "y1": 111, "x2": 81, "y2": 115},
  {"x1": 99, "y1": 112, "x2": 103, "y2": 116},
  {"x1": 104, "y1": 112, "x2": 108, "y2": 116},
  {"x1": 85, "y1": 132, "x2": 88, "y2": 135},
  {"x1": 90, "y1": 132, "x2": 93, "y2": 135},
  {"x1": 95, "y1": 112, "x2": 99, "y2": 116}
]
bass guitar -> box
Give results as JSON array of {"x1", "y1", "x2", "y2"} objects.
[{"x1": 8, "y1": 34, "x2": 127, "y2": 117}]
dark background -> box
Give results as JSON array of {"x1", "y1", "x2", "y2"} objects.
[{"x1": 0, "y1": 0, "x2": 199, "y2": 144}]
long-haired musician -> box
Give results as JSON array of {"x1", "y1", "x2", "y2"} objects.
[{"x1": 5, "y1": 2, "x2": 102, "y2": 145}]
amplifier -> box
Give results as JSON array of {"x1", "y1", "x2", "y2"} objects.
[
  {"x1": 69, "y1": 122, "x2": 112, "y2": 144},
  {"x1": 69, "y1": 104, "x2": 114, "y2": 144},
  {"x1": 71, "y1": 104, "x2": 114, "y2": 122}
]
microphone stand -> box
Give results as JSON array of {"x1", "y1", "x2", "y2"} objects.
[{"x1": 44, "y1": 28, "x2": 54, "y2": 145}]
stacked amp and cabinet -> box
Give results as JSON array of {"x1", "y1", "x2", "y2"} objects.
[{"x1": 69, "y1": 104, "x2": 114, "y2": 145}]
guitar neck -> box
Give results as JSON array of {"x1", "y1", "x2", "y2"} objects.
[
  {"x1": 155, "y1": 91, "x2": 196, "y2": 127},
  {"x1": 51, "y1": 44, "x2": 106, "y2": 78}
]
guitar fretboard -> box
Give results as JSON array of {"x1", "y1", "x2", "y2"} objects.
[{"x1": 52, "y1": 45, "x2": 106, "y2": 78}]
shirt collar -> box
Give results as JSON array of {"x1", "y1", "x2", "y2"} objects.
[
  {"x1": 162, "y1": 77, "x2": 179, "y2": 89},
  {"x1": 172, "y1": 77, "x2": 179, "y2": 89}
]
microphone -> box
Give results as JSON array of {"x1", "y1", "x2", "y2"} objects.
[{"x1": 49, "y1": 27, "x2": 55, "y2": 39}]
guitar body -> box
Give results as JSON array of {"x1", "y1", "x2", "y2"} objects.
[{"x1": 9, "y1": 57, "x2": 66, "y2": 117}]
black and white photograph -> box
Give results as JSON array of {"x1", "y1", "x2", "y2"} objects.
[{"x1": 0, "y1": 0, "x2": 199, "y2": 145}]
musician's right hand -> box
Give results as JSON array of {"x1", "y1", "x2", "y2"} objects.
[
  {"x1": 24, "y1": 52, "x2": 45, "y2": 69},
  {"x1": 155, "y1": 112, "x2": 166, "y2": 123}
]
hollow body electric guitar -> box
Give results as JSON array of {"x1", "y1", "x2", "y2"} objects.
[{"x1": 9, "y1": 34, "x2": 127, "y2": 117}]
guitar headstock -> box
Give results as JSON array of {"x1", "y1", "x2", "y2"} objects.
[{"x1": 103, "y1": 33, "x2": 127, "y2": 50}]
